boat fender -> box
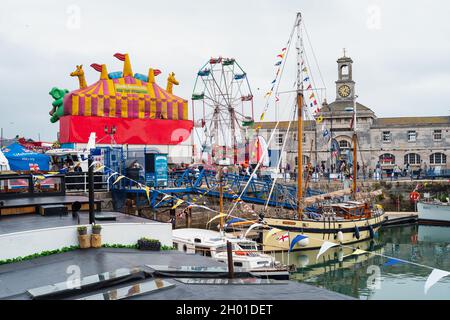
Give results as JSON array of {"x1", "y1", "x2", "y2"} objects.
[
  {"x1": 337, "y1": 248, "x2": 344, "y2": 262},
  {"x1": 354, "y1": 226, "x2": 360, "y2": 240},
  {"x1": 298, "y1": 237, "x2": 310, "y2": 247},
  {"x1": 369, "y1": 225, "x2": 374, "y2": 239},
  {"x1": 337, "y1": 231, "x2": 344, "y2": 243}
]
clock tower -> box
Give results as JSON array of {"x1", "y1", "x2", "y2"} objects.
[{"x1": 335, "y1": 50, "x2": 355, "y2": 102}]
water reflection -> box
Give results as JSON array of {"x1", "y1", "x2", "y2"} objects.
[{"x1": 280, "y1": 225, "x2": 450, "y2": 299}]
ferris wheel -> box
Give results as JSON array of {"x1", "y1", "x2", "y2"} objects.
[{"x1": 192, "y1": 57, "x2": 254, "y2": 165}]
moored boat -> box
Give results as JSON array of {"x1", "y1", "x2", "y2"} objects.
[
  {"x1": 418, "y1": 200, "x2": 450, "y2": 225},
  {"x1": 172, "y1": 228, "x2": 290, "y2": 279},
  {"x1": 258, "y1": 13, "x2": 386, "y2": 252}
]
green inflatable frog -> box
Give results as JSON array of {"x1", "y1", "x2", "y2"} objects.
[{"x1": 49, "y1": 87, "x2": 69, "y2": 123}]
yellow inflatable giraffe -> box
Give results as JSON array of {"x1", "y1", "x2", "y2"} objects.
[
  {"x1": 166, "y1": 72, "x2": 179, "y2": 94},
  {"x1": 70, "y1": 65, "x2": 87, "y2": 89}
]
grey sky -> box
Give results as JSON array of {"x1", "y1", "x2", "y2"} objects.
[{"x1": 1, "y1": 0, "x2": 449, "y2": 141}]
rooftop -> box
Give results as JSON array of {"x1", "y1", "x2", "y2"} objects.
[
  {"x1": 0, "y1": 248, "x2": 353, "y2": 300},
  {"x1": 373, "y1": 116, "x2": 450, "y2": 128}
]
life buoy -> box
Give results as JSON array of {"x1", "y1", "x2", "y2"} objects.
[{"x1": 409, "y1": 191, "x2": 420, "y2": 201}]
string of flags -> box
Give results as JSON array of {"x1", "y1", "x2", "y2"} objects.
[
  {"x1": 258, "y1": 224, "x2": 450, "y2": 294},
  {"x1": 81, "y1": 162, "x2": 450, "y2": 294},
  {"x1": 258, "y1": 47, "x2": 288, "y2": 129}
]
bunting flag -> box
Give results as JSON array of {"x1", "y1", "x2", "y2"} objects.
[
  {"x1": 289, "y1": 234, "x2": 308, "y2": 252},
  {"x1": 275, "y1": 61, "x2": 282, "y2": 66},
  {"x1": 94, "y1": 165, "x2": 105, "y2": 172},
  {"x1": 303, "y1": 77, "x2": 309, "y2": 82},
  {"x1": 144, "y1": 186, "x2": 151, "y2": 203},
  {"x1": 154, "y1": 194, "x2": 172, "y2": 207},
  {"x1": 322, "y1": 129, "x2": 330, "y2": 138},
  {"x1": 316, "y1": 241, "x2": 339, "y2": 260},
  {"x1": 88, "y1": 161, "x2": 101, "y2": 168},
  {"x1": 424, "y1": 269, "x2": 450, "y2": 294},
  {"x1": 302, "y1": 67, "x2": 308, "y2": 72},
  {"x1": 309, "y1": 93, "x2": 315, "y2": 99},
  {"x1": 260, "y1": 112, "x2": 265, "y2": 121},
  {"x1": 277, "y1": 232, "x2": 289, "y2": 242},
  {"x1": 383, "y1": 258, "x2": 404, "y2": 267},
  {"x1": 316, "y1": 115, "x2": 323, "y2": 124},
  {"x1": 277, "y1": 53, "x2": 284, "y2": 58},
  {"x1": 113, "y1": 175, "x2": 125, "y2": 185},
  {"x1": 171, "y1": 199, "x2": 184, "y2": 209},
  {"x1": 206, "y1": 213, "x2": 228, "y2": 225},
  {"x1": 265, "y1": 91, "x2": 272, "y2": 97},
  {"x1": 271, "y1": 79, "x2": 276, "y2": 84},
  {"x1": 275, "y1": 96, "x2": 280, "y2": 102},
  {"x1": 281, "y1": 47, "x2": 286, "y2": 51},
  {"x1": 244, "y1": 223, "x2": 265, "y2": 238},
  {"x1": 306, "y1": 84, "x2": 312, "y2": 90},
  {"x1": 343, "y1": 248, "x2": 367, "y2": 259},
  {"x1": 264, "y1": 228, "x2": 283, "y2": 242}
]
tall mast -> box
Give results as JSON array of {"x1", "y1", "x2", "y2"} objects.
[
  {"x1": 296, "y1": 12, "x2": 303, "y2": 220},
  {"x1": 352, "y1": 95, "x2": 358, "y2": 199}
]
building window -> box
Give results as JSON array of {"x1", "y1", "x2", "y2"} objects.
[
  {"x1": 295, "y1": 156, "x2": 298, "y2": 166},
  {"x1": 404, "y1": 153, "x2": 420, "y2": 165},
  {"x1": 407, "y1": 130, "x2": 416, "y2": 142},
  {"x1": 430, "y1": 153, "x2": 447, "y2": 165},
  {"x1": 382, "y1": 131, "x2": 391, "y2": 143},
  {"x1": 302, "y1": 133, "x2": 306, "y2": 143},
  {"x1": 339, "y1": 140, "x2": 350, "y2": 149},
  {"x1": 433, "y1": 130, "x2": 442, "y2": 141},
  {"x1": 276, "y1": 133, "x2": 283, "y2": 145},
  {"x1": 303, "y1": 155, "x2": 310, "y2": 164},
  {"x1": 379, "y1": 153, "x2": 395, "y2": 165}
]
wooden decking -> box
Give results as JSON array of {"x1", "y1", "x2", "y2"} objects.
[{"x1": 384, "y1": 211, "x2": 418, "y2": 226}]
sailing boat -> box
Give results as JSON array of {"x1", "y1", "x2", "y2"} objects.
[{"x1": 261, "y1": 13, "x2": 386, "y2": 252}]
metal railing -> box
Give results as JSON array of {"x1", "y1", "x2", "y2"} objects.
[{"x1": 64, "y1": 172, "x2": 108, "y2": 192}]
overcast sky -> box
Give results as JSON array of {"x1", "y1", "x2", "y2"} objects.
[{"x1": 1, "y1": 0, "x2": 449, "y2": 141}]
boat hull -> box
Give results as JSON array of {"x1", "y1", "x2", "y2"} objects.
[
  {"x1": 417, "y1": 202, "x2": 450, "y2": 225},
  {"x1": 262, "y1": 214, "x2": 386, "y2": 251}
]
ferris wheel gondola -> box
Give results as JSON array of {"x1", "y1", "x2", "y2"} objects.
[{"x1": 192, "y1": 57, "x2": 254, "y2": 165}]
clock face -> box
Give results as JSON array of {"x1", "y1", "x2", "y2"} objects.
[{"x1": 338, "y1": 85, "x2": 351, "y2": 98}]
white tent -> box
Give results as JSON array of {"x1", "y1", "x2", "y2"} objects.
[{"x1": 0, "y1": 148, "x2": 10, "y2": 171}]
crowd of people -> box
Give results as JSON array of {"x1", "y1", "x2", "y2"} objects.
[{"x1": 49, "y1": 156, "x2": 83, "y2": 173}]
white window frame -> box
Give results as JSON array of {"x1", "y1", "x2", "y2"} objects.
[
  {"x1": 339, "y1": 140, "x2": 350, "y2": 149},
  {"x1": 407, "y1": 130, "x2": 416, "y2": 142},
  {"x1": 404, "y1": 153, "x2": 420, "y2": 165},
  {"x1": 433, "y1": 130, "x2": 442, "y2": 141},
  {"x1": 430, "y1": 153, "x2": 447, "y2": 165},
  {"x1": 275, "y1": 132, "x2": 284, "y2": 146},
  {"x1": 382, "y1": 131, "x2": 391, "y2": 143},
  {"x1": 380, "y1": 153, "x2": 395, "y2": 165}
]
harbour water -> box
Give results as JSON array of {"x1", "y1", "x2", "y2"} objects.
[{"x1": 274, "y1": 224, "x2": 450, "y2": 299}]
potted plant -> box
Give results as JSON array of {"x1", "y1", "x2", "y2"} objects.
[
  {"x1": 91, "y1": 224, "x2": 102, "y2": 248},
  {"x1": 77, "y1": 226, "x2": 90, "y2": 249},
  {"x1": 137, "y1": 237, "x2": 161, "y2": 251}
]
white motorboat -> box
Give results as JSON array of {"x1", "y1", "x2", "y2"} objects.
[
  {"x1": 172, "y1": 228, "x2": 289, "y2": 279},
  {"x1": 418, "y1": 199, "x2": 450, "y2": 225}
]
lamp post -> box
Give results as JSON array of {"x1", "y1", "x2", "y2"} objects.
[{"x1": 88, "y1": 153, "x2": 95, "y2": 224}]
